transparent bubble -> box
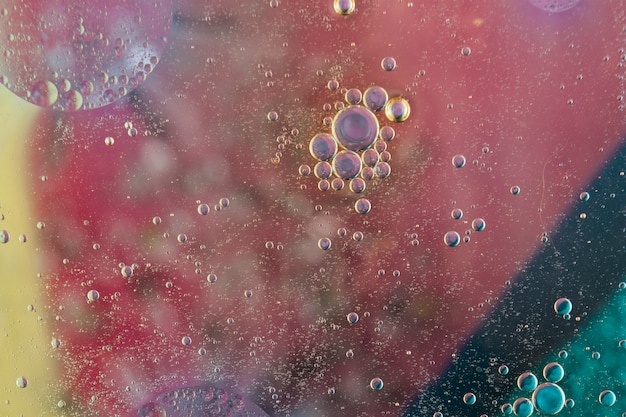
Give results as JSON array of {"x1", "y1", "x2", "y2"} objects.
[
  {"x1": 298, "y1": 164, "x2": 312, "y2": 176},
  {"x1": 471, "y1": 218, "x2": 486, "y2": 232},
  {"x1": 363, "y1": 86, "x2": 389, "y2": 112},
  {"x1": 498, "y1": 365, "x2": 509, "y2": 375},
  {"x1": 334, "y1": 0, "x2": 356, "y2": 15},
  {"x1": 460, "y1": 46, "x2": 472, "y2": 57},
  {"x1": 579, "y1": 191, "x2": 590, "y2": 201},
  {"x1": 331, "y1": 178, "x2": 345, "y2": 191},
  {"x1": 381, "y1": 56, "x2": 397, "y2": 71},
  {"x1": 352, "y1": 231, "x2": 364, "y2": 242},
  {"x1": 318, "y1": 237, "x2": 332, "y2": 250},
  {"x1": 532, "y1": 383, "x2": 565, "y2": 414},
  {"x1": 527, "y1": 0, "x2": 582, "y2": 13},
  {"x1": 0, "y1": 0, "x2": 172, "y2": 110},
  {"x1": 451, "y1": 208, "x2": 463, "y2": 220},
  {"x1": 51, "y1": 338, "x2": 62, "y2": 349},
  {"x1": 332, "y1": 150, "x2": 362, "y2": 180},
  {"x1": 501, "y1": 403, "x2": 513, "y2": 414},
  {"x1": 0, "y1": 229, "x2": 9, "y2": 243},
  {"x1": 332, "y1": 105, "x2": 379, "y2": 151},
  {"x1": 374, "y1": 139, "x2": 388, "y2": 153},
  {"x1": 380, "y1": 151, "x2": 392, "y2": 163},
  {"x1": 375, "y1": 162, "x2": 391, "y2": 179},
  {"x1": 565, "y1": 398, "x2": 575, "y2": 408},
  {"x1": 384, "y1": 97, "x2": 411, "y2": 122},
  {"x1": 104, "y1": 136, "x2": 115, "y2": 146},
  {"x1": 542, "y1": 362, "x2": 564, "y2": 383},
  {"x1": 16, "y1": 376, "x2": 27, "y2": 388},
  {"x1": 511, "y1": 185, "x2": 521, "y2": 195},
  {"x1": 314, "y1": 161, "x2": 333, "y2": 179},
  {"x1": 361, "y1": 166, "x2": 375, "y2": 181},
  {"x1": 513, "y1": 397, "x2": 534, "y2": 417},
  {"x1": 152, "y1": 216, "x2": 162, "y2": 225},
  {"x1": 197, "y1": 203, "x2": 210, "y2": 216},
  {"x1": 309, "y1": 133, "x2": 338, "y2": 161},
  {"x1": 444, "y1": 231, "x2": 461, "y2": 247},
  {"x1": 434, "y1": 412, "x2": 444, "y2": 417},
  {"x1": 591, "y1": 351, "x2": 601, "y2": 360},
  {"x1": 327, "y1": 79, "x2": 340, "y2": 91},
  {"x1": 346, "y1": 349, "x2": 354, "y2": 359},
  {"x1": 349, "y1": 178, "x2": 366, "y2": 194},
  {"x1": 181, "y1": 336, "x2": 192, "y2": 346},
  {"x1": 462, "y1": 392, "x2": 476, "y2": 405},
  {"x1": 517, "y1": 372, "x2": 539, "y2": 391},
  {"x1": 267, "y1": 111, "x2": 279, "y2": 121},
  {"x1": 207, "y1": 273, "x2": 218, "y2": 283},
  {"x1": 369, "y1": 377, "x2": 384, "y2": 391},
  {"x1": 452, "y1": 154, "x2": 467, "y2": 168},
  {"x1": 346, "y1": 312, "x2": 359, "y2": 324},
  {"x1": 344, "y1": 88, "x2": 362, "y2": 105},
  {"x1": 362, "y1": 149, "x2": 379, "y2": 167},
  {"x1": 121, "y1": 265, "x2": 133, "y2": 278},
  {"x1": 379, "y1": 125, "x2": 395, "y2": 141},
  {"x1": 318, "y1": 179, "x2": 331, "y2": 191},
  {"x1": 18, "y1": 234, "x2": 27, "y2": 243},
  {"x1": 619, "y1": 339, "x2": 626, "y2": 348},
  {"x1": 177, "y1": 233, "x2": 188, "y2": 243},
  {"x1": 219, "y1": 197, "x2": 230, "y2": 208},
  {"x1": 87, "y1": 289, "x2": 100, "y2": 302},
  {"x1": 599, "y1": 390, "x2": 616, "y2": 406},
  {"x1": 553, "y1": 297, "x2": 572, "y2": 315},
  {"x1": 354, "y1": 198, "x2": 371, "y2": 214}
]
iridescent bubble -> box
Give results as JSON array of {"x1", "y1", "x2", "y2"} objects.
[
  {"x1": 346, "y1": 312, "x2": 359, "y2": 324},
  {"x1": 181, "y1": 336, "x2": 192, "y2": 346},
  {"x1": 462, "y1": 392, "x2": 476, "y2": 405},
  {"x1": 197, "y1": 203, "x2": 210, "y2": 216},
  {"x1": 471, "y1": 218, "x2": 486, "y2": 232},
  {"x1": 345, "y1": 88, "x2": 362, "y2": 105},
  {"x1": 299, "y1": 164, "x2": 311, "y2": 176},
  {"x1": 381, "y1": 56, "x2": 397, "y2": 71},
  {"x1": 542, "y1": 362, "x2": 564, "y2": 383},
  {"x1": 498, "y1": 365, "x2": 509, "y2": 375},
  {"x1": 0, "y1": 0, "x2": 172, "y2": 110},
  {"x1": 334, "y1": 0, "x2": 355, "y2": 15},
  {"x1": 532, "y1": 383, "x2": 565, "y2": 415},
  {"x1": 553, "y1": 297, "x2": 572, "y2": 315},
  {"x1": 384, "y1": 97, "x2": 411, "y2": 122},
  {"x1": 363, "y1": 86, "x2": 389, "y2": 112},
  {"x1": 0, "y1": 230, "x2": 9, "y2": 243},
  {"x1": 332, "y1": 105, "x2": 379, "y2": 151},
  {"x1": 511, "y1": 185, "x2": 521, "y2": 195},
  {"x1": 362, "y1": 149, "x2": 379, "y2": 167},
  {"x1": 354, "y1": 198, "x2": 371, "y2": 215},
  {"x1": 361, "y1": 166, "x2": 375, "y2": 181},
  {"x1": 331, "y1": 178, "x2": 345, "y2": 191},
  {"x1": 444, "y1": 231, "x2": 461, "y2": 247},
  {"x1": 451, "y1": 208, "x2": 463, "y2": 220},
  {"x1": 527, "y1": 0, "x2": 582, "y2": 13},
  {"x1": 369, "y1": 377, "x2": 384, "y2": 391},
  {"x1": 517, "y1": 372, "x2": 538, "y2": 392},
  {"x1": 513, "y1": 397, "x2": 534, "y2": 417},
  {"x1": 318, "y1": 179, "x2": 331, "y2": 191},
  {"x1": 349, "y1": 178, "x2": 366, "y2": 193},
  {"x1": 309, "y1": 133, "x2": 338, "y2": 161},
  {"x1": 579, "y1": 191, "x2": 590, "y2": 201},
  {"x1": 332, "y1": 150, "x2": 362, "y2": 180},
  {"x1": 565, "y1": 398, "x2": 575, "y2": 408},
  {"x1": 121, "y1": 265, "x2": 133, "y2": 278},
  {"x1": 87, "y1": 289, "x2": 100, "y2": 302},
  {"x1": 16, "y1": 377, "x2": 27, "y2": 388},
  {"x1": 314, "y1": 161, "x2": 333, "y2": 179},
  {"x1": 452, "y1": 154, "x2": 466, "y2": 168},
  {"x1": 379, "y1": 125, "x2": 395, "y2": 141},
  {"x1": 318, "y1": 237, "x2": 332, "y2": 250},
  {"x1": 501, "y1": 403, "x2": 513, "y2": 415},
  {"x1": 267, "y1": 111, "x2": 279, "y2": 121},
  {"x1": 598, "y1": 390, "x2": 616, "y2": 406}
]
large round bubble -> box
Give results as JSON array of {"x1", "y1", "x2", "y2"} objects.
[
  {"x1": 332, "y1": 105, "x2": 379, "y2": 151},
  {"x1": 0, "y1": 0, "x2": 172, "y2": 111}
]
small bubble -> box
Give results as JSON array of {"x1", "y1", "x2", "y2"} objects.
[
  {"x1": 379, "y1": 126, "x2": 395, "y2": 141},
  {"x1": 599, "y1": 390, "x2": 616, "y2": 406},
  {"x1": 363, "y1": 86, "x2": 389, "y2": 112},
  {"x1": 375, "y1": 162, "x2": 391, "y2": 179},
  {"x1": 121, "y1": 265, "x2": 133, "y2": 278},
  {"x1": 244, "y1": 290, "x2": 253, "y2": 298},
  {"x1": 30, "y1": 81, "x2": 58, "y2": 107},
  {"x1": 471, "y1": 218, "x2": 486, "y2": 232},
  {"x1": 177, "y1": 233, "x2": 188, "y2": 243},
  {"x1": 332, "y1": 150, "x2": 363, "y2": 180},
  {"x1": 197, "y1": 204, "x2": 210, "y2": 216},
  {"x1": 452, "y1": 154, "x2": 466, "y2": 168},
  {"x1": 349, "y1": 178, "x2": 366, "y2": 193},
  {"x1": 510, "y1": 185, "x2": 521, "y2": 195},
  {"x1": 517, "y1": 372, "x2": 538, "y2": 391},
  {"x1": 346, "y1": 312, "x2": 359, "y2": 324},
  {"x1": 0, "y1": 230, "x2": 9, "y2": 243},
  {"x1": 309, "y1": 133, "x2": 338, "y2": 161},
  {"x1": 579, "y1": 191, "x2": 590, "y2": 201},
  {"x1": 138, "y1": 403, "x2": 167, "y2": 417},
  {"x1": 384, "y1": 97, "x2": 411, "y2": 122},
  {"x1": 318, "y1": 237, "x2": 332, "y2": 250},
  {"x1": 269, "y1": 0, "x2": 279, "y2": 7},
  {"x1": 354, "y1": 198, "x2": 372, "y2": 214},
  {"x1": 542, "y1": 362, "x2": 564, "y2": 383},
  {"x1": 369, "y1": 377, "x2": 384, "y2": 391},
  {"x1": 314, "y1": 161, "x2": 333, "y2": 180},
  {"x1": 267, "y1": 111, "x2": 279, "y2": 121},
  {"x1": 462, "y1": 392, "x2": 476, "y2": 405},
  {"x1": 334, "y1": 0, "x2": 356, "y2": 15},
  {"x1": 513, "y1": 398, "x2": 534, "y2": 417},
  {"x1": 331, "y1": 178, "x2": 345, "y2": 191},
  {"x1": 16, "y1": 377, "x2": 27, "y2": 388},
  {"x1": 207, "y1": 273, "x2": 218, "y2": 283},
  {"x1": 327, "y1": 79, "x2": 340, "y2": 91},
  {"x1": 18, "y1": 234, "x2": 27, "y2": 243},
  {"x1": 104, "y1": 136, "x2": 115, "y2": 146},
  {"x1": 337, "y1": 227, "x2": 347, "y2": 237},
  {"x1": 553, "y1": 297, "x2": 572, "y2": 315},
  {"x1": 299, "y1": 164, "x2": 312, "y2": 176},
  {"x1": 181, "y1": 336, "x2": 192, "y2": 346},
  {"x1": 591, "y1": 351, "x2": 601, "y2": 360},
  {"x1": 36, "y1": 221, "x2": 45, "y2": 230},
  {"x1": 318, "y1": 179, "x2": 331, "y2": 191},
  {"x1": 381, "y1": 56, "x2": 397, "y2": 71},
  {"x1": 345, "y1": 88, "x2": 363, "y2": 105},
  {"x1": 451, "y1": 208, "x2": 463, "y2": 220},
  {"x1": 346, "y1": 349, "x2": 354, "y2": 358},
  {"x1": 352, "y1": 231, "x2": 364, "y2": 241},
  {"x1": 444, "y1": 231, "x2": 461, "y2": 247},
  {"x1": 461, "y1": 46, "x2": 472, "y2": 56},
  {"x1": 87, "y1": 289, "x2": 100, "y2": 302},
  {"x1": 498, "y1": 365, "x2": 509, "y2": 375},
  {"x1": 565, "y1": 398, "x2": 575, "y2": 408},
  {"x1": 219, "y1": 198, "x2": 230, "y2": 208},
  {"x1": 51, "y1": 338, "x2": 61, "y2": 349}
]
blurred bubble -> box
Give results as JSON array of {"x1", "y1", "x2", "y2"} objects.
[
  {"x1": 384, "y1": 97, "x2": 411, "y2": 122},
  {"x1": 0, "y1": 0, "x2": 172, "y2": 110},
  {"x1": 451, "y1": 208, "x2": 463, "y2": 220},
  {"x1": 444, "y1": 231, "x2": 461, "y2": 247},
  {"x1": 498, "y1": 365, "x2": 509, "y2": 375},
  {"x1": 511, "y1": 185, "x2": 521, "y2": 195},
  {"x1": 298, "y1": 164, "x2": 312, "y2": 176},
  {"x1": 513, "y1": 397, "x2": 534, "y2": 417},
  {"x1": 462, "y1": 392, "x2": 476, "y2": 405},
  {"x1": 219, "y1": 197, "x2": 230, "y2": 208},
  {"x1": 327, "y1": 79, "x2": 340, "y2": 91},
  {"x1": 346, "y1": 349, "x2": 354, "y2": 359},
  {"x1": 152, "y1": 216, "x2": 162, "y2": 225},
  {"x1": 532, "y1": 383, "x2": 565, "y2": 414},
  {"x1": 542, "y1": 362, "x2": 564, "y2": 383},
  {"x1": 591, "y1": 351, "x2": 601, "y2": 360},
  {"x1": 0, "y1": 230, "x2": 9, "y2": 243},
  {"x1": 579, "y1": 191, "x2": 590, "y2": 201},
  {"x1": 51, "y1": 338, "x2": 62, "y2": 349},
  {"x1": 346, "y1": 312, "x2": 359, "y2": 324},
  {"x1": 138, "y1": 402, "x2": 167, "y2": 417},
  {"x1": 87, "y1": 289, "x2": 100, "y2": 302},
  {"x1": 314, "y1": 161, "x2": 333, "y2": 180},
  {"x1": 517, "y1": 372, "x2": 538, "y2": 391},
  {"x1": 375, "y1": 161, "x2": 391, "y2": 179},
  {"x1": 16, "y1": 376, "x2": 28, "y2": 388},
  {"x1": 460, "y1": 46, "x2": 472, "y2": 57},
  {"x1": 352, "y1": 231, "x2": 364, "y2": 242},
  {"x1": 334, "y1": 0, "x2": 356, "y2": 15},
  {"x1": 309, "y1": 133, "x2": 338, "y2": 161},
  {"x1": 181, "y1": 336, "x2": 192, "y2": 346},
  {"x1": 527, "y1": 0, "x2": 582, "y2": 13},
  {"x1": 318, "y1": 237, "x2": 332, "y2": 250},
  {"x1": 104, "y1": 136, "x2": 115, "y2": 146},
  {"x1": 369, "y1": 377, "x2": 384, "y2": 391},
  {"x1": 207, "y1": 273, "x2": 217, "y2": 283},
  {"x1": 121, "y1": 265, "x2": 133, "y2": 278},
  {"x1": 267, "y1": 111, "x2": 279, "y2": 121},
  {"x1": 354, "y1": 198, "x2": 371, "y2": 214},
  {"x1": 350, "y1": 178, "x2": 366, "y2": 193},
  {"x1": 177, "y1": 233, "x2": 187, "y2": 243},
  {"x1": 379, "y1": 125, "x2": 395, "y2": 141},
  {"x1": 332, "y1": 106, "x2": 379, "y2": 151},
  {"x1": 501, "y1": 403, "x2": 513, "y2": 414},
  {"x1": 345, "y1": 88, "x2": 362, "y2": 105},
  {"x1": 471, "y1": 218, "x2": 486, "y2": 232},
  {"x1": 363, "y1": 86, "x2": 389, "y2": 112},
  {"x1": 381, "y1": 56, "x2": 397, "y2": 71},
  {"x1": 599, "y1": 390, "x2": 616, "y2": 406},
  {"x1": 452, "y1": 154, "x2": 466, "y2": 168},
  {"x1": 553, "y1": 297, "x2": 573, "y2": 315},
  {"x1": 197, "y1": 204, "x2": 210, "y2": 216}
]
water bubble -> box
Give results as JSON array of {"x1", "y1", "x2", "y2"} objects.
[
  {"x1": 327, "y1": 79, "x2": 340, "y2": 91},
  {"x1": 384, "y1": 97, "x2": 411, "y2": 122},
  {"x1": 379, "y1": 125, "x2": 395, "y2": 141},
  {"x1": 498, "y1": 365, "x2": 510, "y2": 375},
  {"x1": 380, "y1": 151, "x2": 392, "y2": 163},
  {"x1": 451, "y1": 208, "x2": 463, "y2": 220},
  {"x1": 332, "y1": 105, "x2": 379, "y2": 151},
  {"x1": 363, "y1": 86, "x2": 389, "y2": 112},
  {"x1": 542, "y1": 362, "x2": 564, "y2": 383},
  {"x1": 207, "y1": 273, "x2": 218, "y2": 283},
  {"x1": 267, "y1": 111, "x2": 279, "y2": 121},
  {"x1": 444, "y1": 231, "x2": 461, "y2": 247},
  {"x1": 352, "y1": 231, "x2": 364, "y2": 241},
  {"x1": 460, "y1": 46, "x2": 472, "y2": 57},
  {"x1": 0, "y1": 230, "x2": 9, "y2": 243},
  {"x1": 87, "y1": 289, "x2": 100, "y2": 302},
  {"x1": 318, "y1": 179, "x2": 331, "y2": 191},
  {"x1": 553, "y1": 297, "x2": 572, "y2": 315},
  {"x1": 501, "y1": 403, "x2": 513, "y2": 414},
  {"x1": 152, "y1": 216, "x2": 162, "y2": 225},
  {"x1": 349, "y1": 178, "x2": 366, "y2": 193},
  {"x1": 513, "y1": 397, "x2": 534, "y2": 417},
  {"x1": 579, "y1": 191, "x2": 590, "y2": 201},
  {"x1": 511, "y1": 185, "x2": 521, "y2": 195},
  {"x1": 51, "y1": 338, "x2": 62, "y2": 349},
  {"x1": 298, "y1": 164, "x2": 312, "y2": 176},
  {"x1": 197, "y1": 204, "x2": 210, "y2": 216},
  {"x1": 331, "y1": 178, "x2": 345, "y2": 191},
  {"x1": 462, "y1": 392, "x2": 476, "y2": 405},
  {"x1": 369, "y1": 377, "x2": 384, "y2": 391},
  {"x1": 327, "y1": 387, "x2": 336, "y2": 396},
  {"x1": 314, "y1": 161, "x2": 333, "y2": 179},
  {"x1": 334, "y1": 0, "x2": 356, "y2": 15},
  {"x1": 177, "y1": 233, "x2": 188, "y2": 243},
  {"x1": 181, "y1": 336, "x2": 192, "y2": 346},
  {"x1": 346, "y1": 312, "x2": 359, "y2": 324},
  {"x1": 346, "y1": 349, "x2": 354, "y2": 358},
  {"x1": 532, "y1": 383, "x2": 565, "y2": 414},
  {"x1": 381, "y1": 56, "x2": 397, "y2": 71},
  {"x1": 0, "y1": 1, "x2": 172, "y2": 110},
  {"x1": 219, "y1": 197, "x2": 230, "y2": 208},
  {"x1": 354, "y1": 198, "x2": 371, "y2": 214},
  {"x1": 517, "y1": 372, "x2": 539, "y2": 391},
  {"x1": 558, "y1": 350, "x2": 568, "y2": 359},
  {"x1": 332, "y1": 150, "x2": 363, "y2": 180},
  {"x1": 599, "y1": 390, "x2": 616, "y2": 406},
  {"x1": 619, "y1": 339, "x2": 626, "y2": 348},
  {"x1": 361, "y1": 166, "x2": 375, "y2": 181},
  {"x1": 104, "y1": 136, "x2": 115, "y2": 146},
  {"x1": 244, "y1": 290, "x2": 253, "y2": 298},
  {"x1": 471, "y1": 218, "x2": 486, "y2": 232},
  {"x1": 318, "y1": 237, "x2": 332, "y2": 250},
  {"x1": 269, "y1": 0, "x2": 279, "y2": 8},
  {"x1": 434, "y1": 413, "x2": 444, "y2": 417},
  {"x1": 16, "y1": 377, "x2": 27, "y2": 388},
  {"x1": 121, "y1": 265, "x2": 133, "y2": 278},
  {"x1": 591, "y1": 351, "x2": 601, "y2": 360},
  {"x1": 527, "y1": 0, "x2": 582, "y2": 13},
  {"x1": 18, "y1": 234, "x2": 27, "y2": 243},
  {"x1": 344, "y1": 88, "x2": 363, "y2": 105},
  {"x1": 375, "y1": 162, "x2": 391, "y2": 179},
  {"x1": 362, "y1": 149, "x2": 379, "y2": 167},
  {"x1": 452, "y1": 154, "x2": 466, "y2": 168},
  {"x1": 374, "y1": 140, "x2": 388, "y2": 153},
  {"x1": 309, "y1": 133, "x2": 338, "y2": 161}
]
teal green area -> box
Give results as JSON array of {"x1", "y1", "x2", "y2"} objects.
[{"x1": 503, "y1": 287, "x2": 626, "y2": 416}]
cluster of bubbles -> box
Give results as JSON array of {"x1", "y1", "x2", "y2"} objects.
[
  {"x1": 300, "y1": 84, "x2": 410, "y2": 215},
  {"x1": 0, "y1": 0, "x2": 172, "y2": 111}
]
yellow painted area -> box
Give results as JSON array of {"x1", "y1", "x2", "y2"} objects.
[{"x1": 0, "y1": 86, "x2": 57, "y2": 415}]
